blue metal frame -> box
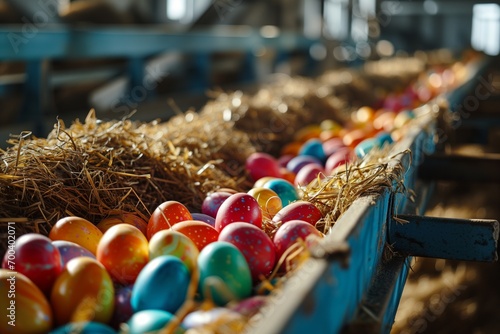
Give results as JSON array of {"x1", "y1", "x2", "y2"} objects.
[
  {"x1": 0, "y1": 25, "x2": 318, "y2": 136},
  {"x1": 0, "y1": 26, "x2": 316, "y2": 60}
]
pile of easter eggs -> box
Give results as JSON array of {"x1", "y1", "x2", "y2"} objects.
[
  {"x1": 0, "y1": 66, "x2": 455, "y2": 333},
  {"x1": 1, "y1": 183, "x2": 324, "y2": 333}
]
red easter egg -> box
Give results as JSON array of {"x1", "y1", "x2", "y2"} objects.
[
  {"x1": 322, "y1": 137, "x2": 346, "y2": 157},
  {"x1": 272, "y1": 201, "x2": 322, "y2": 226},
  {"x1": 215, "y1": 193, "x2": 263, "y2": 232},
  {"x1": 325, "y1": 148, "x2": 353, "y2": 174},
  {"x1": 172, "y1": 220, "x2": 219, "y2": 251},
  {"x1": 97, "y1": 213, "x2": 148, "y2": 237},
  {"x1": 218, "y1": 222, "x2": 276, "y2": 281},
  {"x1": 294, "y1": 163, "x2": 325, "y2": 187},
  {"x1": 277, "y1": 154, "x2": 294, "y2": 168},
  {"x1": 201, "y1": 192, "x2": 232, "y2": 218},
  {"x1": 96, "y1": 224, "x2": 149, "y2": 284},
  {"x1": 148, "y1": 201, "x2": 192, "y2": 239},
  {"x1": 245, "y1": 152, "x2": 281, "y2": 181},
  {"x1": 2, "y1": 233, "x2": 62, "y2": 295},
  {"x1": 49, "y1": 216, "x2": 103, "y2": 255},
  {"x1": 273, "y1": 220, "x2": 323, "y2": 261}
]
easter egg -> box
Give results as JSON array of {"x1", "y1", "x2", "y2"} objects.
[
  {"x1": 342, "y1": 129, "x2": 366, "y2": 148},
  {"x1": 273, "y1": 220, "x2": 323, "y2": 260},
  {"x1": 52, "y1": 240, "x2": 96, "y2": 267},
  {"x1": 253, "y1": 176, "x2": 277, "y2": 188},
  {"x1": 262, "y1": 179, "x2": 299, "y2": 206},
  {"x1": 49, "y1": 216, "x2": 103, "y2": 255},
  {"x1": 352, "y1": 106, "x2": 375, "y2": 124},
  {"x1": 322, "y1": 137, "x2": 346, "y2": 157},
  {"x1": 376, "y1": 131, "x2": 394, "y2": 146},
  {"x1": 272, "y1": 201, "x2": 322, "y2": 226},
  {"x1": 294, "y1": 163, "x2": 325, "y2": 187},
  {"x1": 320, "y1": 119, "x2": 341, "y2": 132},
  {"x1": 286, "y1": 155, "x2": 322, "y2": 174},
  {"x1": 325, "y1": 148, "x2": 352, "y2": 174},
  {"x1": 2, "y1": 233, "x2": 62, "y2": 294},
  {"x1": 201, "y1": 192, "x2": 232, "y2": 218},
  {"x1": 280, "y1": 167, "x2": 296, "y2": 184},
  {"x1": 97, "y1": 213, "x2": 148, "y2": 237},
  {"x1": 277, "y1": 154, "x2": 294, "y2": 168},
  {"x1": 96, "y1": 224, "x2": 149, "y2": 284},
  {"x1": 245, "y1": 152, "x2": 281, "y2": 181},
  {"x1": 131, "y1": 256, "x2": 190, "y2": 313},
  {"x1": 148, "y1": 201, "x2": 193, "y2": 239},
  {"x1": 172, "y1": 220, "x2": 219, "y2": 251},
  {"x1": 0, "y1": 270, "x2": 53, "y2": 334},
  {"x1": 281, "y1": 141, "x2": 303, "y2": 156},
  {"x1": 354, "y1": 138, "x2": 378, "y2": 158},
  {"x1": 217, "y1": 188, "x2": 238, "y2": 194},
  {"x1": 182, "y1": 308, "x2": 242, "y2": 330},
  {"x1": 50, "y1": 322, "x2": 116, "y2": 334},
  {"x1": 294, "y1": 125, "x2": 322, "y2": 142},
  {"x1": 215, "y1": 193, "x2": 263, "y2": 232},
  {"x1": 247, "y1": 187, "x2": 283, "y2": 220},
  {"x1": 299, "y1": 139, "x2": 326, "y2": 163},
  {"x1": 110, "y1": 285, "x2": 133, "y2": 329},
  {"x1": 149, "y1": 230, "x2": 199, "y2": 272},
  {"x1": 190, "y1": 213, "x2": 216, "y2": 227},
  {"x1": 127, "y1": 310, "x2": 184, "y2": 334},
  {"x1": 373, "y1": 110, "x2": 396, "y2": 132},
  {"x1": 198, "y1": 242, "x2": 252, "y2": 306},
  {"x1": 51, "y1": 257, "x2": 114, "y2": 325},
  {"x1": 218, "y1": 222, "x2": 276, "y2": 281},
  {"x1": 231, "y1": 295, "x2": 268, "y2": 317}
]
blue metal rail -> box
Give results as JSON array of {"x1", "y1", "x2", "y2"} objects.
[{"x1": 0, "y1": 25, "x2": 318, "y2": 136}]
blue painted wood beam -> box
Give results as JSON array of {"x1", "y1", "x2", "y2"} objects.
[{"x1": 389, "y1": 214, "x2": 499, "y2": 262}]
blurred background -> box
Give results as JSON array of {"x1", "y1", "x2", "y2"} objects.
[{"x1": 0, "y1": 1, "x2": 499, "y2": 333}]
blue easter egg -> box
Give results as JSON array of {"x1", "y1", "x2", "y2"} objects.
[
  {"x1": 375, "y1": 131, "x2": 394, "y2": 146},
  {"x1": 131, "y1": 255, "x2": 190, "y2": 313},
  {"x1": 299, "y1": 139, "x2": 326, "y2": 163},
  {"x1": 127, "y1": 310, "x2": 185, "y2": 334},
  {"x1": 50, "y1": 322, "x2": 116, "y2": 334},
  {"x1": 355, "y1": 138, "x2": 378, "y2": 158},
  {"x1": 263, "y1": 179, "x2": 299, "y2": 205}
]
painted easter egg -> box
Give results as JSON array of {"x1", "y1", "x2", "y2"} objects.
[
  {"x1": 218, "y1": 222, "x2": 276, "y2": 281},
  {"x1": 49, "y1": 216, "x2": 103, "y2": 255},
  {"x1": 215, "y1": 193, "x2": 262, "y2": 232},
  {"x1": 149, "y1": 230, "x2": 199, "y2": 272},
  {"x1": 50, "y1": 257, "x2": 114, "y2": 325},
  {"x1": 131, "y1": 256, "x2": 190, "y2": 314},
  {"x1": 97, "y1": 213, "x2": 148, "y2": 237},
  {"x1": 96, "y1": 224, "x2": 149, "y2": 284},
  {"x1": 148, "y1": 201, "x2": 192, "y2": 239},
  {"x1": 171, "y1": 220, "x2": 219, "y2": 251},
  {"x1": 198, "y1": 242, "x2": 252, "y2": 306},
  {"x1": 2, "y1": 233, "x2": 62, "y2": 294},
  {"x1": 0, "y1": 269, "x2": 53, "y2": 334},
  {"x1": 52, "y1": 240, "x2": 95, "y2": 268}
]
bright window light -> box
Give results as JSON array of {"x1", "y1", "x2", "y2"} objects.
[{"x1": 167, "y1": 0, "x2": 187, "y2": 20}]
